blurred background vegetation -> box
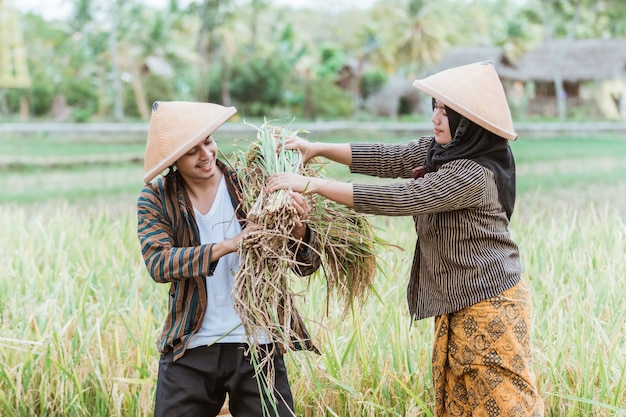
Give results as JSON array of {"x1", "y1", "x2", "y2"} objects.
[
  {"x1": 1, "y1": 0, "x2": 626, "y2": 124},
  {"x1": 1, "y1": 2, "x2": 626, "y2": 415}
]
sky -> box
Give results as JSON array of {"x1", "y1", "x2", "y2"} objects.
[{"x1": 13, "y1": 0, "x2": 378, "y2": 20}]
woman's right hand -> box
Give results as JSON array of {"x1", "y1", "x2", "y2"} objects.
[
  {"x1": 284, "y1": 137, "x2": 352, "y2": 167},
  {"x1": 283, "y1": 135, "x2": 316, "y2": 164},
  {"x1": 266, "y1": 173, "x2": 314, "y2": 194}
]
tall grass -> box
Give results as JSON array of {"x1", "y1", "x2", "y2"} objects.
[
  {"x1": 0, "y1": 203, "x2": 157, "y2": 416},
  {"x1": 1, "y1": 132, "x2": 625, "y2": 416},
  {"x1": 0, "y1": 198, "x2": 624, "y2": 416},
  {"x1": 513, "y1": 201, "x2": 626, "y2": 416}
]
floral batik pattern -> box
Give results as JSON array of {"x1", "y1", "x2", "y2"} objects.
[{"x1": 432, "y1": 281, "x2": 544, "y2": 417}]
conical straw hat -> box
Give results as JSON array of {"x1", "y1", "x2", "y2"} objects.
[
  {"x1": 412, "y1": 61, "x2": 517, "y2": 140},
  {"x1": 143, "y1": 101, "x2": 237, "y2": 183}
]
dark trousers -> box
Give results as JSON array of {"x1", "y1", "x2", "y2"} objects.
[{"x1": 154, "y1": 343, "x2": 295, "y2": 417}]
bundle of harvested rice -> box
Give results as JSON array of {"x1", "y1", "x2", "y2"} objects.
[
  {"x1": 305, "y1": 192, "x2": 378, "y2": 316},
  {"x1": 229, "y1": 120, "x2": 382, "y2": 394},
  {"x1": 231, "y1": 121, "x2": 306, "y2": 350}
]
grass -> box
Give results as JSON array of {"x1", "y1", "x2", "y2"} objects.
[{"x1": 0, "y1": 130, "x2": 625, "y2": 416}]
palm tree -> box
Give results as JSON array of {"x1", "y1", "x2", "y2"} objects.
[{"x1": 367, "y1": 0, "x2": 450, "y2": 78}]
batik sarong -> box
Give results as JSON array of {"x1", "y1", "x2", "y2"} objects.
[{"x1": 432, "y1": 280, "x2": 545, "y2": 417}]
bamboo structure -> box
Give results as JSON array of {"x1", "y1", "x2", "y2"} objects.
[{"x1": 0, "y1": 0, "x2": 31, "y2": 89}]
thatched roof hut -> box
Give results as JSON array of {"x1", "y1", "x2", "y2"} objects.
[
  {"x1": 511, "y1": 38, "x2": 626, "y2": 82},
  {"x1": 372, "y1": 39, "x2": 626, "y2": 119},
  {"x1": 426, "y1": 40, "x2": 626, "y2": 119},
  {"x1": 507, "y1": 38, "x2": 626, "y2": 118},
  {"x1": 429, "y1": 39, "x2": 626, "y2": 83}
]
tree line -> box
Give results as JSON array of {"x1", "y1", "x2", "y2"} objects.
[{"x1": 2, "y1": 0, "x2": 625, "y2": 122}]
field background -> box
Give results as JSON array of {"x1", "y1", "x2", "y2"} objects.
[{"x1": 0, "y1": 127, "x2": 625, "y2": 416}]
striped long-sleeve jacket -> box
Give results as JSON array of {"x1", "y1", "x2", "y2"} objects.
[
  {"x1": 349, "y1": 136, "x2": 521, "y2": 320},
  {"x1": 137, "y1": 160, "x2": 321, "y2": 361}
]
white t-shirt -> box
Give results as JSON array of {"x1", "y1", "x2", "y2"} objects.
[{"x1": 187, "y1": 176, "x2": 247, "y2": 348}]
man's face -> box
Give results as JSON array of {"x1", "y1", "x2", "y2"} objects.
[{"x1": 175, "y1": 135, "x2": 219, "y2": 182}]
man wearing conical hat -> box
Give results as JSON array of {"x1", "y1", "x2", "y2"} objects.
[
  {"x1": 137, "y1": 101, "x2": 321, "y2": 417},
  {"x1": 267, "y1": 61, "x2": 545, "y2": 416}
]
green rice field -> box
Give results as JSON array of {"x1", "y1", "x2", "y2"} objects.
[{"x1": 0, "y1": 128, "x2": 624, "y2": 416}]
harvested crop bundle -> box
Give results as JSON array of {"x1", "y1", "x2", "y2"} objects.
[
  {"x1": 232, "y1": 122, "x2": 307, "y2": 352},
  {"x1": 230, "y1": 120, "x2": 381, "y2": 393},
  {"x1": 306, "y1": 195, "x2": 378, "y2": 316}
]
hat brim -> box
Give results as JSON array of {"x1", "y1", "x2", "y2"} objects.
[
  {"x1": 412, "y1": 80, "x2": 517, "y2": 140},
  {"x1": 142, "y1": 106, "x2": 237, "y2": 183}
]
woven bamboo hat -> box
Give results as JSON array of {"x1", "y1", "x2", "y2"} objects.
[
  {"x1": 143, "y1": 101, "x2": 237, "y2": 183},
  {"x1": 412, "y1": 60, "x2": 517, "y2": 140}
]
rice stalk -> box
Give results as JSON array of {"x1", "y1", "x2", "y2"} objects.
[
  {"x1": 230, "y1": 120, "x2": 309, "y2": 404},
  {"x1": 231, "y1": 120, "x2": 381, "y2": 361},
  {"x1": 296, "y1": 185, "x2": 376, "y2": 316}
]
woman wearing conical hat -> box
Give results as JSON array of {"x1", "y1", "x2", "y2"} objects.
[{"x1": 267, "y1": 61, "x2": 545, "y2": 416}]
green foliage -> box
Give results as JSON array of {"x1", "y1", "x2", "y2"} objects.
[
  {"x1": 604, "y1": 0, "x2": 626, "y2": 36},
  {"x1": 5, "y1": 0, "x2": 626, "y2": 121},
  {"x1": 282, "y1": 77, "x2": 354, "y2": 120},
  {"x1": 122, "y1": 86, "x2": 142, "y2": 119},
  {"x1": 144, "y1": 73, "x2": 177, "y2": 108},
  {"x1": 17, "y1": 16, "x2": 64, "y2": 116},
  {"x1": 360, "y1": 70, "x2": 388, "y2": 101},
  {"x1": 29, "y1": 86, "x2": 55, "y2": 117},
  {"x1": 61, "y1": 77, "x2": 99, "y2": 122},
  {"x1": 122, "y1": 73, "x2": 178, "y2": 119},
  {"x1": 308, "y1": 78, "x2": 354, "y2": 119},
  {"x1": 219, "y1": 21, "x2": 309, "y2": 116},
  {"x1": 228, "y1": 55, "x2": 290, "y2": 116},
  {"x1": 4, "y1": 83, "x2": 54, "y2": 117},
  {"x1": 316, "y1": 45, "x2": 347, "y2": 78}
]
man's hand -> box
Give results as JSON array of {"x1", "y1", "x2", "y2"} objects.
[
  {"x1": 223, "y1": 223, "x2": 261, "y2": 255},
  {"x1": 289, "y1": 191, "x2": 310, "y2": 240}
]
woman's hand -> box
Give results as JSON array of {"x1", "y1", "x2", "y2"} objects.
[
  {"x1": 266, "y1": 176, "x2": 316, "y2": 240},
  {"x1": 278, "y1": 135, "x2": 352, "y2": 167},
  {"x1": 282, "y1": 135, "x2": 316, "y2": 164},
  {"x1": 267, "y1": 173, "x2": 316, "y2": 194},
  {"x1": 268, "y1": 172, "x2": 355, "y2": 208}
]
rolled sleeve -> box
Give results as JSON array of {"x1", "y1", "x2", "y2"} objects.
[{"x1": 352, "y1": 159, "x2": 487, "y2": 217}]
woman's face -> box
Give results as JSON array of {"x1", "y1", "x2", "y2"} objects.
[
  {"x1": 175, "y1": 135, "x2": 219, "y2": 182},
  {"x1": 431, "y1": 99, "x2": 453, "y2": 145}
]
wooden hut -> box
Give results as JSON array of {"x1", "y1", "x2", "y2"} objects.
[
  {"x1": 509, "y1": 38, "x2": 626, "y2": 119},
  {"x1": 426, "y1": 40, "x2": 626, "y2": 119},
  {"x1": 366, "y1": 46, "x2": 520, "y2": 118}
]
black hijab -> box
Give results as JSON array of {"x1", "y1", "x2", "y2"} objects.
[{"x1": 422, "y1": 103, "x2": 516, "y2": 219}]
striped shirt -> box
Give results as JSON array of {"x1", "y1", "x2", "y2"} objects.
[
  {"x1": 350, "y1": 137, "x2": 521, "y2": 320},
  {"x1": 137, "y1": 160, "x2": 321, "y2": 360}
]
